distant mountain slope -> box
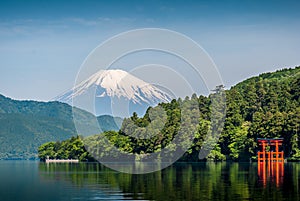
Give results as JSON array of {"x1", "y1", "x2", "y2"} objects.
[
  {"x1": 56, "y1": 69, "x2": 172, "y2": 117},
  {"x1": 0, "y1": 95, "x2": 122, "y2": 159},
  {"x1": 97, "y1": 115, "x2": 122, "y2": 131}
]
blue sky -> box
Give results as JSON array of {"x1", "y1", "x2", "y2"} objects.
[{"x1": 0, "y1": 0, "x2": 300, "y2": 101}]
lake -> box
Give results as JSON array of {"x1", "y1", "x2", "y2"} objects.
[{"x1": 0, "y1": 161, "x2": 299, "y2": 201}]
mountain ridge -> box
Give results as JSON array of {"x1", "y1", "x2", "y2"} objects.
[
  {"x1": 1, "y1": 66, "x2": 299, "y2": 160},
  {"x1": 0, "y1": 95, "x2": 122, "y2": 159}
]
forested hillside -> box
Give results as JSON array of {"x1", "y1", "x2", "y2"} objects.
[
  {"x1": 0, "y1": 96, "x2": 122, "y2": 159},
  {"x1": 221, "y1": 67, "x2": 300, "y2": 161},
  {"x1": 38, "y1": 67, "x2": 300, "y2": 161}
]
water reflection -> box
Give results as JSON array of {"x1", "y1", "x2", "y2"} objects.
[
  {"x1": 36, "y1": 162, "x2": 300, "y2": 201},
  {"x1": 258, "y1": 161, "x2": 284, "y2": 187}
]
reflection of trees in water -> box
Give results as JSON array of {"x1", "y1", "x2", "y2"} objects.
[{"x1": 38, "y1": 162, "x2": 299, "y2": 201}]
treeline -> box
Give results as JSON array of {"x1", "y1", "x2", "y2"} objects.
[
  {"x1": 38, "y1": 67, "x2": 300, "y2": 162},
  {"x1": 38, "y1": 136, "x2": 96, "y2": 162}
]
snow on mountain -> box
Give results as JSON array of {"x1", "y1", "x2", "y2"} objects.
[{"x1": 56, "y1": 69, "x2": 172, "y2": 116}]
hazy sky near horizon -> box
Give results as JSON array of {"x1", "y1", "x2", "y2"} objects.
[{"x1": 0, "y1": 0, "x2": 300, "y2": 101}]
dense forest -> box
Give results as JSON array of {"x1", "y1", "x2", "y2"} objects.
[{"x1": 38, "y1": 67, "x2": 300, "y2": 162}]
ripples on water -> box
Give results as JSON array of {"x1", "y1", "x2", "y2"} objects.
[{"x1": 0, "y1": 161, "x2": 299, "y2": 201}]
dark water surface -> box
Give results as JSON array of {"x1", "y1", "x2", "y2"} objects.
[{"x1": 0, "y1": 161, "x2": 299, "y2": 201}]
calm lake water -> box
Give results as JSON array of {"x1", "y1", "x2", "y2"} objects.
[{"x1": 0, "y1": 161, "x2": 299, "y2": 201}]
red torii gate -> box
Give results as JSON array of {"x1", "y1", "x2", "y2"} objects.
[
  {"x1": 257, "y1": 138, "x2": 284, "y2": 162},
  {"x1": 257, "y1": 138, "x2": 284, "y2": 187}
]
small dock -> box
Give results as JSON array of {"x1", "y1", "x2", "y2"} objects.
[{"x1": 45, "y1": 158, "x2": 79, "y2": 163}]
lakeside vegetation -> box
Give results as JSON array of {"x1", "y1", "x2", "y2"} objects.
[{"x1": 38, "y1": 67, "x2": 300, "y2": 162}]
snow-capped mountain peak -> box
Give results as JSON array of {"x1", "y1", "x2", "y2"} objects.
[{"x1": 56, "y1": 69, "x2": 172, "y2": 116}]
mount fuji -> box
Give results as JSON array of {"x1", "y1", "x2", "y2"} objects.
[{"x1": 56, "y1": 69, "x2": 173, "y2": 117}]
